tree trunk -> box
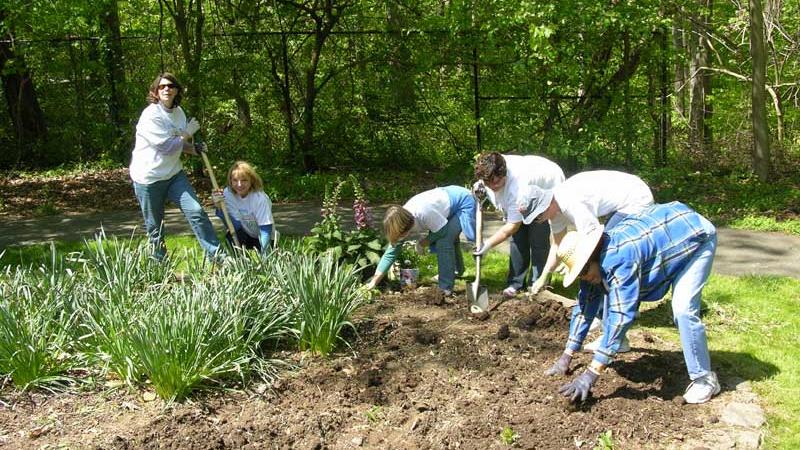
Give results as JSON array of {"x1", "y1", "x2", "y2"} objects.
[
  {"x1": 672, "y1": 9, "x2": 687, "y2": 119},
  {"x1": 657, "y1": 27, "x2": 670, "y2": 166},
  {"x1": 162, "y1": 0, "x2": 204, "y2": 119},
  {"x1": 285, "y1": 0, "x2": 345, "y2": 173},
  {"x1": 749, "y1": 0, "x2": 770, "y2": 180},
  {"x1": 688, "y1": 0, "x2": 712, "y2": 160},
  {"x1": 702, "y1": 1, "x2": 713, "y2": 156},
  {"x1": 387, "y1": 0, "x2": 415, "y2": 111},
  {"x1": 100, "y1": 0, "x2": 129, "y2": 162},
  {"x1": 0, "y1": 11, "x2": 47, "y2": 164},
  {"x1": 623, "y1": 31, "x2": 633, "y2": 168}
]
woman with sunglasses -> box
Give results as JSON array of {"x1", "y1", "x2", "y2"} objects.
[{"x1": 129, "y1": 72, "x2": 222, "y2": 261}]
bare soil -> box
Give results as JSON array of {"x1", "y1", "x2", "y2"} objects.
[{"x1": 0, "y1": 288, "x2": 718, "y2": 449}]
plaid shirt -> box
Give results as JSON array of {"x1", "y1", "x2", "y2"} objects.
[{"x1": 565, "y1": 201, "x2": 716, "y2": 366}]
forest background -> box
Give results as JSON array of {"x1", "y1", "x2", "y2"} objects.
[{"x1": 0, "y1": 0, "x2": 798, "y2": 219}]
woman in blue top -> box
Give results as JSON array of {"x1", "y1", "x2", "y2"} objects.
[{"x1": 365, "y1": 186, "x2": 476, "y2": 295}]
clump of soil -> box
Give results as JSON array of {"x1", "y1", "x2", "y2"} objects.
[{"x1": 0, "y1": 286, "x2": 716, "y2": 449}]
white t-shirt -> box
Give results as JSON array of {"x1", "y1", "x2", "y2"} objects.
[
  {"x1": 403, "y1": 188, "x2": 451, "y2": 236},
  {"x1": 549, "y1": 170, "x2": 654, "y2": 234},
  {"x1": 222, "y1": 188, "x2": 274, "y2": 239},
  {"x1": 486, "y1": 154, "x2": 565, "y2": 224},
  {"x1": 129, "y1": 103, "x2": 186, "y2": 185}
]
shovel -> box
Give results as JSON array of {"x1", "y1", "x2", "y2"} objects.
[
  {"x1": 194, "y1": 137, "x2": 240, "y2": 247},
  {"x1": 467, "y1": 196, "x2": 489, "y2": 313}
]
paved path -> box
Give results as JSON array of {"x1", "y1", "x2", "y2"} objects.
[{"x1": 1, "y1": 203, "x2": 799, "y2": 278}]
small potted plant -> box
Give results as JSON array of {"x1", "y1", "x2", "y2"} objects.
[{"x1": 396, "y1": 241, "x2": 421, "y2": 289}]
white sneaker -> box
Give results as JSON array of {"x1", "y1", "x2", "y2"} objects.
[
  {"x1": 583, "y1": 335, "x2": 631, "y2": 353},
  {"x1": 683, "y1": 372, "x2": 721, "y2": 404},
  {"x1": 502, "y1": 286, "x2": 519, "y2": 298}
]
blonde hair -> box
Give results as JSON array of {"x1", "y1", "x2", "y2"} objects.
[
  {"x1": 227, "y1": 161, "x2": 264, "y2": 194},
  {"x1": 383, "y1": 206, "x2": 415, "y2": 244}
]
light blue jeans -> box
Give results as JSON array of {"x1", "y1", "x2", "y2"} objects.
[
  {"x1": 672, "y1": 216, "x2": 717, "y2": 380},
  {"x1": 432, "y1": 215, "x2": 465, "y2": 291},
  {"x1": 133, "y1": 170, "x2": 220, "y2": 260}
]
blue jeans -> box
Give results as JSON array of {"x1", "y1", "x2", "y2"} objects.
[
  {"x1": 432, "y1": 216, "x2": 465, "y2": 291},
  {"x1": 506, "y1": 221, "x2": 551, "y2": 290},
  {"x1": 133, "y1": 171, "x2": 220, "y2": 259},
  {"x1": 671, "y1": 216, "x2": 717, "y2": 380}
]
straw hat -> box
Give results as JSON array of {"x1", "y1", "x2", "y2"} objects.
[
  {"x1": 520, "y1": 185, "x2": 554, "y2": 225},
  {"x1": 556, "y1": 224, "x2": 604, "y2": 287}
]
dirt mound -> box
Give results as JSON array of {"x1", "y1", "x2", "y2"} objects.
[{"x1": 0, "y1": 288, "x2": 717, "y2": 449}]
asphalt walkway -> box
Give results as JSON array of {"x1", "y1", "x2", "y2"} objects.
[{"x1": 1, "y1": 203, "x2": 798, "y2": 278}]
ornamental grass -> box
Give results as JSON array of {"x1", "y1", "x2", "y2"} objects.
[{"x1": 0, "y1": 250, "x2": 83, "y2": 391}]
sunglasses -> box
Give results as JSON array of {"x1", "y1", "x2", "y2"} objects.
[{"x1": 158, "y1": 83, "x2": 176, "y2": 90}]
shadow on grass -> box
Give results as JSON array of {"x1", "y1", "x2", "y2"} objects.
[{"x1": 603, "y1": 348, "x2": 778, "y2": 403}]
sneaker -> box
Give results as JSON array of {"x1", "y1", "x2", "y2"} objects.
[
  {"x1": 583, "y1": 335, "x2": 631, "y2": 353},
  {"x1": 502, "y1": 286, "x2": 518, "y2": 298},
  {"x1": 683, "y1": 372, "x2": 721, "y2": 404}
]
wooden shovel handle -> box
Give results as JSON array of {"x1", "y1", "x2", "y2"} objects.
[{"x1": 195, "y1": 139, "x2": 240, "y2": 247}]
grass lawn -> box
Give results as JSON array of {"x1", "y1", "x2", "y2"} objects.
[{"x1": 3, "y1": 236, "x2": 799, "y2": 448}]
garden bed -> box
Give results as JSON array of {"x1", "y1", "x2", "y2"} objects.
[{"x1": 0, "y1": 288, "x2": 718, "y2": 449}]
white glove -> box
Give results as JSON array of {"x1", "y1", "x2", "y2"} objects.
[
  {"x1": 211, "y1": 190, "x2": 225, "y2": 206},
  {"x1": 530, "y1": 272, "x2": 552, "y2": 295},
  {"x1": 472, "y1": 180, "x2": 486, "y2": 197},
  {"x1": 473, "y1": 242, "x2": 492, "y2": 257},
  {"x1": 184, "y1": 117, "x2": 201, "y2": 137}
]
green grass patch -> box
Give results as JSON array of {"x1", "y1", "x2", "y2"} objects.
[
  {"x1": 632, "y1": 275, "x2": 800, "y2": 449},
  {"x1": 728, "y1": 216, "x2": 800, "y2": 236},
  {"x1": 702, "y1": 275, "x2": 800, "y2": 449}
]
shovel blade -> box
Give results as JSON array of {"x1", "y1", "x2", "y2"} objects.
[{"x1": 467, "y1": 281, "x2": 489, "y2": 313}]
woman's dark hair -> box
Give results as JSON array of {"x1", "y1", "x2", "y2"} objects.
[
  {"x1": 474, "y1": 152, "x2": 507, "y2": 181},
  {"x1": 147, "y1": 72, "x2": 183, "y2": 106}
]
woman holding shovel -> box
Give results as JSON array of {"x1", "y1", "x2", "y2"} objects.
[
  {"x1": 129, "y1": 72, "x2": 222, "y2": 261},
  {"x1": 472, "y1": 152, "x2": 565, "y2": 298},
  {"x1": 365, "y1": 186, "x2": 476, "y2": 296}
]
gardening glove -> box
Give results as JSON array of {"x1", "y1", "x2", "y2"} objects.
[
  {"x1": 472, "y1": 180, "x2": 486, "y2": 198},
  {"x1": 193, "y1": 141, "x2": 207, "y2": 155},
  {"x1": 545, "y1": 352, "x2": 572, "y2": 376},
  {"x1": 530, "y1": 272, "x2": 551, "y2": 295},
  {"x1": 414, "y1": 240, "x2": 426, "y2": 255},
  {"x1": 473, "y1": 242, "x2": 492, "y2": 257},
  {"x1": 559, "y1": 370, "x2": 599, "y2": 403},
  {"x1": 211, "y1": 190, "x2": 225, "y2": 207},
  {"x1": 184, "y1": 117, "x2": 201, "y2": 137}
]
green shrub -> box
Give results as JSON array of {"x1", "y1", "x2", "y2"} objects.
[{"x1": 0, "y1": 255, "x2": 82, "y2": 391}]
